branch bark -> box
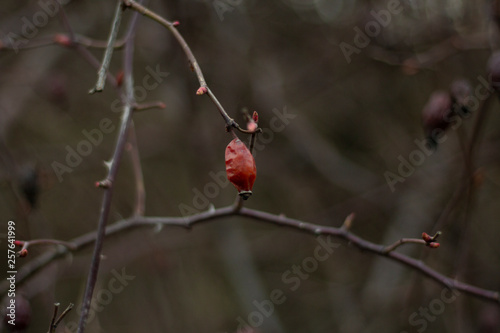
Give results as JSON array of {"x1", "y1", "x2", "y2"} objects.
[{"x1": 3, "y1": 206, "x2": 499, "y2": 305}]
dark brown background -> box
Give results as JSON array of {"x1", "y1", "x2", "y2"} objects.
[{"x1": 1, "y1": 0, "x2": 500, "y2": 332}]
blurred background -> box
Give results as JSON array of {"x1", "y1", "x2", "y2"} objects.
[{"x1": 1, "y1": 0, "x2": 500, "y2": 332}]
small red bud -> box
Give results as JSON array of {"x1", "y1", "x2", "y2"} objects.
[
  {"x1": 252, "y1": 111, "x2": 258, "y2": 123},
  {"x1": 196, "y1": 86, "x2": 208, "y2": 95},
  {"x1": 421, "y1": 232, "x2": 432, "y2": 242},
  {"x1": 13, "y1": 240, "x2": 23, "y2": 247},
  {"x1": 18, "y1": 249, "x2": 28, "y2": 257},
  {"x1": 225, "y1": 139, "x2": 257, "y2": 199},
  {"x1": 427, "y1": 242, "x2": 440, "y2": 249},
  {"x1": 172, "y1": 20, "x2": 180, "y2": 27},
  {"x1": 53, "y1": 34, "x2": 72, "y2": 47}
]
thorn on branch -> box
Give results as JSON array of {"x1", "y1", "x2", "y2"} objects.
[{"x1": 341, "y1": 213, "x2": 355, "y2": 231}]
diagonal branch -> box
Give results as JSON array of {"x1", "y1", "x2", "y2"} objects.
[
  {"x1": 76, "y1": 6, "x2": 139, "y2": 333},
  {"x1": 90, "y1": 0, "x2": 124, "y2": 93},
  {"x1": 2, "y1": 206, "x2": 499, "y2": 305},
  {"x1": 121, "y1": 0, "x2": 250, "y2": 132}
]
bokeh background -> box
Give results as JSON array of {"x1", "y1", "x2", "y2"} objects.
[{"x1": 1, "y1": 0, "x2": 500, "y2": 332}]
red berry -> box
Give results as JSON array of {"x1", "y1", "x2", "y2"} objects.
[{"x1": 225, "y1": 139, "x2": 257, "y2": 200}]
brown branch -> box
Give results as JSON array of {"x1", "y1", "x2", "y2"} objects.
[
  {"x1": 15, "y1": 239, "x2": 77, "y2": 253},
  {"x1": 383, "y1": 238, "x2": 429, "y2": 253},
  {"x1": 90, "y1": 0, "x2": 125, "y2": 93},
  {"x1": 2, "y1": 206, "x2": 498, "y2": 305},
  {"x1": 47, "y1": 302, "x2": 59, "y2": 333},
  {"x1": 47, "y1": 302, "x2": 74, "y2": 333},
  {"x1": 0, "y1": 33, "x2": 126, "y2": 51},
  {"x1": 132, "y1": 101, "x2": 166, "y2": 112},
  {"x1": 76, "y1": 6, "x2": 139, "y2": 333},
  {"x1": 121, "y1": 0, "x2": 252, "y2": 133}
]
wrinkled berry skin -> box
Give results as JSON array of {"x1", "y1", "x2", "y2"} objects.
[{"x1": 225, "y1": 139, "x2": 257, "y2": 200}]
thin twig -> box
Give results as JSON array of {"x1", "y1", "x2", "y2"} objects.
[
  {"x1": 121, "y1": 0, "x2": 249, "y2": 132},
  {"x1": 90, "y1": 0, "x2": 124, "y2": 93},
  {"x1": 47, "y1": 303, "x2": 59, "y2": 333},
  {"x1": 17, "y1": 239, "x2": 77, "y2": 252},
  {"x1": 383, "y1": 238, "x2": 428, "y2": 253},
  {"x1": 133, "y1": 101, "x2": 166, "y2": 111},
  {"x1": 47, "y1": 302, "x2": 74, "y2": 332},
  {"x1": 54, "y1": 303, "x2": 74, "y2": 327},
  {"x1": 0, "y1": 33, "x2": 126, "y2": 51},
  {"x1": 76, "y1": 7, "x2": 139, "y2": 333}
]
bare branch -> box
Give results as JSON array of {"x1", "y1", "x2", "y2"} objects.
[
  {"x1": 47, "y1": 302, "x2": 74, "y2": 333},
  {"x1": 77, "y1": 6, "x2": 139, "y2": 333},
  {"x1": 90, "y1": 0, "x2": 124, "y2": 93},
  {"x1": 2, "y1": 206, "x2": 499, "y2": 305}
]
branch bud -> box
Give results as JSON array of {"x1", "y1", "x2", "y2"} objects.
[
  {"x1": 427, "y1": 242, "x2": 440, "y2": 249},
  {"x1": 196, "y1": 86, "x2": 208, "y2": 95},
  {"x1": 18, "y1": 249, "x2": 28, "y2": 257},
  {"x1": 53, "y1": 34, "x2": 72, "y2": 47}
]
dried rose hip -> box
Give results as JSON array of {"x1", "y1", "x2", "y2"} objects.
[{"x1": 225, "y1": 138, "x2": 256, "y2": 200}]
